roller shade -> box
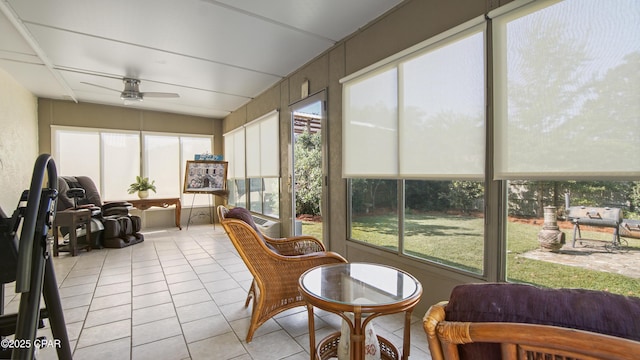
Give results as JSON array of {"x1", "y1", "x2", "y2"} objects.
[
  {"x1": 341, "y1": 18, "x2": 486, "y2": 179},
  {"x1": 245, "y1": 110, "x2": 280, "y2": 178},
  {"x1": 492, "y1": 0, "x2": 640, "y2": 180}
]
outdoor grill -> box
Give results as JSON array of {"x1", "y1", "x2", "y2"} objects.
[{"x1": 566, "y1": 206, "x2": 623, "y2": 249}]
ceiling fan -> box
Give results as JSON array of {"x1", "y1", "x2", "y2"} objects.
[{"x1": 82, "y1": 78, "x2": 180, "y2": 102}]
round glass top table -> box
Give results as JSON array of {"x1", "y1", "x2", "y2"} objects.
[{"x1": 299, "y1": 262, "x2": 422, "y2": 360}]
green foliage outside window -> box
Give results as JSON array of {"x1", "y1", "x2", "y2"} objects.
[
  {"x1": 351, "y1": 179, "x2": 640, "y2": 219},
  {"x1": 294, "y1": 130, "x2": 322, "y2": 216}
]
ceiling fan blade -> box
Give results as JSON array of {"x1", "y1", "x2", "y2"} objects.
[
  {"x1": 80, "y1": 81, "x2": 121, "y2": 93},
  {"x1": 141, "y1": 92, "x2": 180, "y2": 98}
]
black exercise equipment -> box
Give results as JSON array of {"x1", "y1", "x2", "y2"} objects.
[{"x1": 0, "y1": 154, "x2": 71, "y2": 360}]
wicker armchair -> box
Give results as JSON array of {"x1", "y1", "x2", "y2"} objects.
[
  {"x1": 217, "y1": 206, "x2": 347, "y2": 342},
  {"x1": 423, "y1": 283, "x2": 640, "y2": 360},
  {"x1": 424, "y1": 301, "x2": 640, "y2": 360}
]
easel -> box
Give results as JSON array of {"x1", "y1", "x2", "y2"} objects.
[
  {"x1": 183, "y1": 160, "x2": 228, "y2": 230},
  {"x1": 185, "y1": 192, "x2": 229, "y2": 230},
  {"x1": 185, "y1": 193, "x2": 215, "y2": 230}
]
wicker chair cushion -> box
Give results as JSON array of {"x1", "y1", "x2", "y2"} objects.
[
  {"x1": 445, "y1": 283, "x2": 640, "y2": 360},
  {"x1": 226, "y1": 207, "x2": 279, "y2": 253}
]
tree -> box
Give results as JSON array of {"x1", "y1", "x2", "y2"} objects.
[
  {"x1": 405, "y1": 180, "x2": 450, "y2": 212},
  {"x1": 294, "y1": 130, "x2": 322, "y2": 216},
  {"x1": 441, "y1": 181, "x2": 484, "y2": 214}
]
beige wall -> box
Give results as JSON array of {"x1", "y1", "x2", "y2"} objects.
[
  {"x1": 38, "y1": 99, "x2": 222, "y2": 155},
  {"x1": 222, "y1": 0, "x2": 508, "y2": 314},
  {"x1": 38, "y1": 99, "x2": 223, "y2": 227},
  {"x1": 0, "y1": 68, "x2": 39, "y2": 212}
]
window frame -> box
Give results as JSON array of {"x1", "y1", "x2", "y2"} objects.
[{"x1": 223, "y1": 110, "x2": 281, "y2": 218}]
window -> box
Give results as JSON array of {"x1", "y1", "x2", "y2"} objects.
[
  {"x1": 143, "y1": 133, "x2": 213, "y2": 206},
  {"x1": 248, "y1": 178, "x2": 263, "y2": 214},
  {"x1": 224, "y1": 111, "x2": 280, "y2": 217},
  {"x1": 343, "y1": 18, "x2": 486, "y2": 274},
  {"x1": 493, "y1": 0, "x2": 640, "y2": 293},
  {"x1": 52, "y1": 126, "x2": 212, "y2": 206},
  {"x1": 53, "y1": 128, "x2": 101, "y2": 186},
  {"x1": 245, "y1": 111, "x2": 280, "y2": 178},
  {"x1": 52, "y1": 127, "x2": 138, "y2": 201},
  {"x1": 403, "y1": 180, "x2": 484, "y2": 273},
  {"x1": 505, "y1": 180, "x2": 639, "y2": 294},
  {"x1": 144, "y1": 134, "x2": 180, "y2": 199},
  {"x1": 350, "y1": 179, "x2": 399, "y2": 251},
  {"x1": 343, "y1": 67, "x2": 398, "y2": 177},
  {"x1": 492, "y1": 0, "x2": 640, "y2": 180},
  {"x1": 262, "y1": 178, "x2": 279, "y2": 218},
  {"x1": 102, "y1": 132, "x2": 140, "y2": 200},
  {"x1": 224, "y1": 128, "x2": 246, "y2": 208},
  {"x1": 227, "y1": 179, "x2": 246, "y2": 208},
  {"x1": 344, "y1": 0, "x2": 640, "y2": 291}
]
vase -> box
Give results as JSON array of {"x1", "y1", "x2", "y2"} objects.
[
  {"x1": 337, "y1": 310, "x2": 380, "y2": 360},
  {"x1": 138, "y1": 190, "x2": 149, "y2": 199},
  {"x1": 537, "y1": 206, "x2": 565, "y2": 251}
]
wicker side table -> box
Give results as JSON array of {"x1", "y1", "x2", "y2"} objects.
[{"x1": 299, "y1": 262, "x2": 422, "y2": 360}]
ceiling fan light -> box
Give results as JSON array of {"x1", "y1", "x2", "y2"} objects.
[
  {"x1": 120, "y1": 91, "x2": 143, "y2": 101},
  {"x1": 123, "y1": 98, "x2": 142, "y2": 106}
]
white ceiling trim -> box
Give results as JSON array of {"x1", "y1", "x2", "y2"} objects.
[{"x1": 0, "y1": 0, "x2": 77, "y2": 101}]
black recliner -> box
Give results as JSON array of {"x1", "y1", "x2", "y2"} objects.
[{"x1": 57, "y1": 176, "x2": 144, "y2": 248}]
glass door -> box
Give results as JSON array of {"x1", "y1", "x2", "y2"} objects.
[{"x1": 290, "y1": 91, "x2": 326, "y2": 241}]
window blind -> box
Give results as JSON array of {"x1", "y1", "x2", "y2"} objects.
[
  {"x1": 144, "y1": 134, "x2": 180, "y2": 198},
  {"x1": 342, "y1": 66, "x2": 398, "y2": 177},
  {"x1": 492, "y1": 0, "x2": 640, "y2": 180},
  {"x1": 102, "y1": 132, "x2": 140, "y2": 200},
  {"x1": 399, "y1": 26, "x2": 485, "y2": 179},
  {"x1": 341, "y1": 18, "x2": 486, "y2": 179},
  {"x1": 245, "y1": 111, "x2": 280, "y2": 178},
  {"x1": 223, "y1": 128, "x2": 245, "y2": 179}
]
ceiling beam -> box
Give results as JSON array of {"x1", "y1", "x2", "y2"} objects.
[{"x1": 0, "y1": 1, "x2": 77, "y2": 102}]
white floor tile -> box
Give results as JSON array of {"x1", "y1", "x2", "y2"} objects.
[{"x1": 10, "y1": 224, "x2": 431, "y2": 359}]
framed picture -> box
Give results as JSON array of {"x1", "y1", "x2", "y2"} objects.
[{"x1": 183, "y1": 160, "x2": 228, "y2": 194}]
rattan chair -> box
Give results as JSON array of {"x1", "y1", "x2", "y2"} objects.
[
  {"x1": 424, "y1": 301, "x2": 640, "y2": 360},
  {"x1": 218, "y1": 206, "x2": 347, "y2": 342}
]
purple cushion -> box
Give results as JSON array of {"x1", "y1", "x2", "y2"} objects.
[
  {"x1": 445, "y1": 283, "x2": 640, "y2": 360},
  {"x1": 225, "y1": 207, "x2": 279, "y2": 253}
]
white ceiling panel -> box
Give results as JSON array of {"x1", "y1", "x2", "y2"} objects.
[
  {"x1": 1, "y1": 0, "x2": 404, "y2": 119},
  {"x1": 213, "y1": 0, "x2": 403, "y2": 41},
  {"x1": 13, "y1": 0, "x2": 335, "y2": 76},
  {"x1": 27, "y1": 24, "x2": 281, "y2": 98},
  {"x1": 0, "y1": 12, "x2": 35, "y2": 55},
  {"x1": 0, "y1": 60, "x2": 68, "y2": 99}
]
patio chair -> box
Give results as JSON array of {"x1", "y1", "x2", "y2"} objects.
[
  {"x1": 423, "y1": 283, "x2": 640, "y2": 360},
  {"x1": 218, "y1": 206, "x2": 347, "y2": 342},
  {"x1": 217, "y1": 205, "x2": 331, "y2": 306}
]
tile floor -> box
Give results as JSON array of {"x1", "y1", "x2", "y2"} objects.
[{"x1": 3, "y1": 224, "x2": 431, "y2": 360}]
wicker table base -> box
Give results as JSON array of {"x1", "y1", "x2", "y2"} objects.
[{"x1": 316, "y1": 331, "x2": 399, "y2": 360}]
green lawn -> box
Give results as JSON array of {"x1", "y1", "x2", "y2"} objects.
[
  {"x1": 301, "y1": 221, "x2": 323, "y2": 240},
  {"x1": 302, "y1": 214, "x2": 640, "y2": 297}
]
